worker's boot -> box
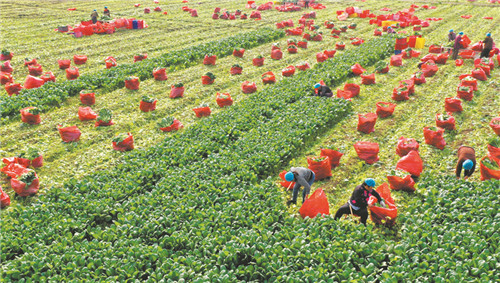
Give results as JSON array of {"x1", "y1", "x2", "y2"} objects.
[{"x1": 286, "y1": 200, "x2": 296, "y2": 206}]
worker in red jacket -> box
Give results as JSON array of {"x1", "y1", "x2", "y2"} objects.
[{"x1": 455, "y1": 146, "x2": 476, "y2": 180}]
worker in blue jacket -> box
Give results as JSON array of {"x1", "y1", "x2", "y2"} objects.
[{"x1": 334, "y1": 178, "x2": 385, "y2": 225}]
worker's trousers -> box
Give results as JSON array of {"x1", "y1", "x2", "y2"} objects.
[
  {"x1": 291, "y1": 172, "x2": 315, "y2": 204},
  {"x1": 334, "y1": 203, "x2": 369, "y2": 225}
]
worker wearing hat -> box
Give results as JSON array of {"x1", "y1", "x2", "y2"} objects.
[
  {"x1": 455, "y1": 146, "x2": 476, "y2": 180},
  {"x1": 104, "y1": 6, "x2": 111, "y2": 17},
  {"x1": 313, "y1": 83, "x2": 333, "y2": 97},
  {"x1": 90, "y1": 9, "x2": 99, "y2": 24},
  {"x1": 334, "y1": 178, "x2": 385, "y2": 225},
  {"x1": 448, "y1": 29, "x2": 456, "y2": 42},
  {"x1": 285, "y1": 167, "x2": 315, "y2": 206},
  {"x1": 480, "y1": 32, "x2": 494, "y2": 58},
  {"x1": 452, "y1": 31, "x2": 464, "y2": 60}
]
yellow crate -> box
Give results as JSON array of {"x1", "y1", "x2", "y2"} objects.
[
  {"x1": 381, "y1": 21, "x2": 398, "y2": 27},
  {"x1": 415, "y1": 37, "x2": 426, "y2": 49},
  {"x1": 349, "y1": 13, "x2": 358, "y2": 18}
]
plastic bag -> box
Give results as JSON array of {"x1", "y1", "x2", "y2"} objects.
[
  {"x1": 159, "y1": 119, "x2": 184, "y2": 132},
  {"x1": 65, "y1": 67, "x2": 79, "y2": 80},
  {"x1": 357, "y1": 113, "x2": 377, "y2": 134},
  {"x1": 480, "y1": 156, "x2": 500, "y2": 181},
  {"x1": 20, "y1": 107, "x2": 41, "y2": 125},
  {"x1": 390, "y1": 55, "x2": 403, "y2": 66},
  {"x1": 58, "y1": 125, "x2": 81, "y2": 142},
  {"x1": 396, "y1": 137, "x2": 419, "y2": 157},
  {"x1": 299, "y1": 188, "x2": 330, "y2": 219},
  {"x1": 153, "y1": 68, "x2": 167, "y2": 81},
  {"x1": 203, "y1": 55, "x2": 217, "y2": 65},
  {"x1": 320, "y1": 148, "x2": 343, "y2": 168},
  {"x1": 73, "y1": 55, "x2": 87, "y2": 65},
  {"x1": 1, "y1": 163, "x2": 29, "y2": 178},
  {"x1": 490, "y1": 117, "x2": 500, "y2": 136},
  {"x1": 170, "y1": 85, "x2": 184, "y2": 99},
  {"x1": 282, "y1": 66, "x2": 295, "y2": 77},
  {"x1": 316, "y1": 52, "x2": 328, "y2": 63},
  {"x1": 307, "y1": 156, "x2": 331, "y2": 180},
  {"x1": 435, "y1": 53, "x2": 449, "y2": 65},
  {"x1": 351, "y1": 63, "x2": 366, "y2": 75},
  {"x1": 423, "y1": 126, "x2": 446, "y2": 150},
  {"x1": 241, "y1": 81, "x2": 257, "y2": 94},
  {"x1": 201, "y1": 75, "x2": 214, "y2": 85},
  {"x1": 5, "y1": 82, "x2": 22, "y2": 96},
  {"x1": 271, "y1": 49, "x2": 283, "y2": 60},
  {"x1": 11, "y1": 174, "x2": 40, "y2": 197},
  {"x1": 233, "y1": 48, "x2": 245, "y2": 58},
  {"x1": 78, "y1": 107, "x2": 97, "y2": 121},
  {"x1": 80, "y1": 91, "x2": 95, "y2": 105},
  {"x1": 193, "y1": 106, "x2": 211, "y2": 118},
  {"x1": 24, "y1": 75, "x2": 45, "y2": 89},
  {"x1": 113, "y1": 133, "x2": 134, "y2": 152},
  {"x1": 0, "y1": 187, "x2": 10, "y2": 209},
  {"x1": 353, "y1": 141, "x2": 379, "y2": 164},
  {"x1": 28, "y1": 64, "x2": 43, "y2": 76},
  {"x1": 140, "y1": 99, "x2": 157, "y2": 112},
  {"x1": 262, "y1": 72, "x2": 276, "y2": 84},
  {"x1": 435, "y1": 112, "x2": 456, "y2": 131},
  {"x1": 361, "y1": 73, "x2": 376, "y2": 85},
  {"x1": 252, "y1": 57, "x2": 264, "y2": 67},
  {"x1": 396, "y1": 150, "x2": 423, "y2": 177},
  {"x1": 411, "y1": 71, "x2": 426, "y2": 85},
  {"x1": 387, "y1": 174, "x2": 415, "y2": 192},
  {"x1": 368, "y1": 183, "x2": 397, "y2": 226},
  {"x1": 0, "y1": 72, "x2": 13, "y2": 85},
  {"x1": 125, "y1": 77, "x2": 140, "y2": 90},
  {"x1": 421, "y1": 61, "x2": 438, "y2": 77},
  {"x1": 216, "y1": 93, "x2": 233, "y2": 108},
  {"x1": 487, "y1": 144, "x2": 500, "y2": 160},
  {"x1": 444, "y1": 97, "x2": 463, "y2": 113},
  {"x1": 376, "y1": 102, "x2": 396, "y2": 118},
  {"x1": 471, "y1": 68, "x2": 487, "y2": 81}
]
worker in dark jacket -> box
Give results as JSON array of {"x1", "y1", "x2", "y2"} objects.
[
  {"x1": 104, "y1": 7, "x2": 111, "y2": 17},
  {"x1": 448, "y1": 29, "x2": 456, "y2": 42},
  {"x1": 285, "y1": 167, "x2": 315, "y2": 205},
  {"x1": 452, "y1": 32, "x2": 463, "y2": 60},
  {"x1": 480, "y1": 33, "x2": 494, "y2": 58},
  {"x1": 334, "y1": 178, "x2": 385, "y2": 225},
  {"x1": 455, "y1": 146, "x2": 476, "y2": 180},
  {"x1": 91, "y1": 10, "x2": 99, "y2": 24},
  {"x1": 313, "y1": 83, "x2": 333, "y2": 97}
]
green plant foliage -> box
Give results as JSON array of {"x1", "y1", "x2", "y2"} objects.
[
  {"x1": 1, "y1": 36, "x2": 396, "y2": 281},
  {"x1": 0, "y1": 28, "x2": 285, "y2": 118}
]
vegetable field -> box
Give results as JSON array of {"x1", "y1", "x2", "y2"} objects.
[{"x1": 1, "y1": 0, "x2": 499, "y2": 281}]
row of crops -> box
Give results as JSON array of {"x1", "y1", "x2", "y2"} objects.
[
  {"x1": 2, "y1": 36, "x2": 393, "y2": 280},
  {"x1": 1, "y1": 0, "x2": 500, "y2": 280}
]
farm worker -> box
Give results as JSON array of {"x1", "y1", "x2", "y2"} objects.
[
  {"x1": 91, "y1": 10, "x2": 99, "y2": 24},
  {"x1": 104, "y1": 7, "x2": 111, "y2": 17},
  {"x1": 313, "y1": 83, "x2": 333, "y2": 97},
  {"x1": 452, "y1": 31, "x2": 463, "y2": 60},
  {"x1": 304, "y1": 0, "x2": 310, "y2": 9},
  {"x1": 455, "y1": 146, "x2": 476, "y2": 180},
  {"x1": 285, "y1": 167, "x2": 315, "y2": 206},
  {"x1": 480, "y1": 33, "x2": 494, "y2": 58},
  {"x1": 334, "y1": 178, "x2": 385, "y2": 225},
  {"x1": 448, "y1": 29, "x2": 456, "y2": 42},
  {"x1": 386, "y1": 26, "x2": 395, "y2": 34}
]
